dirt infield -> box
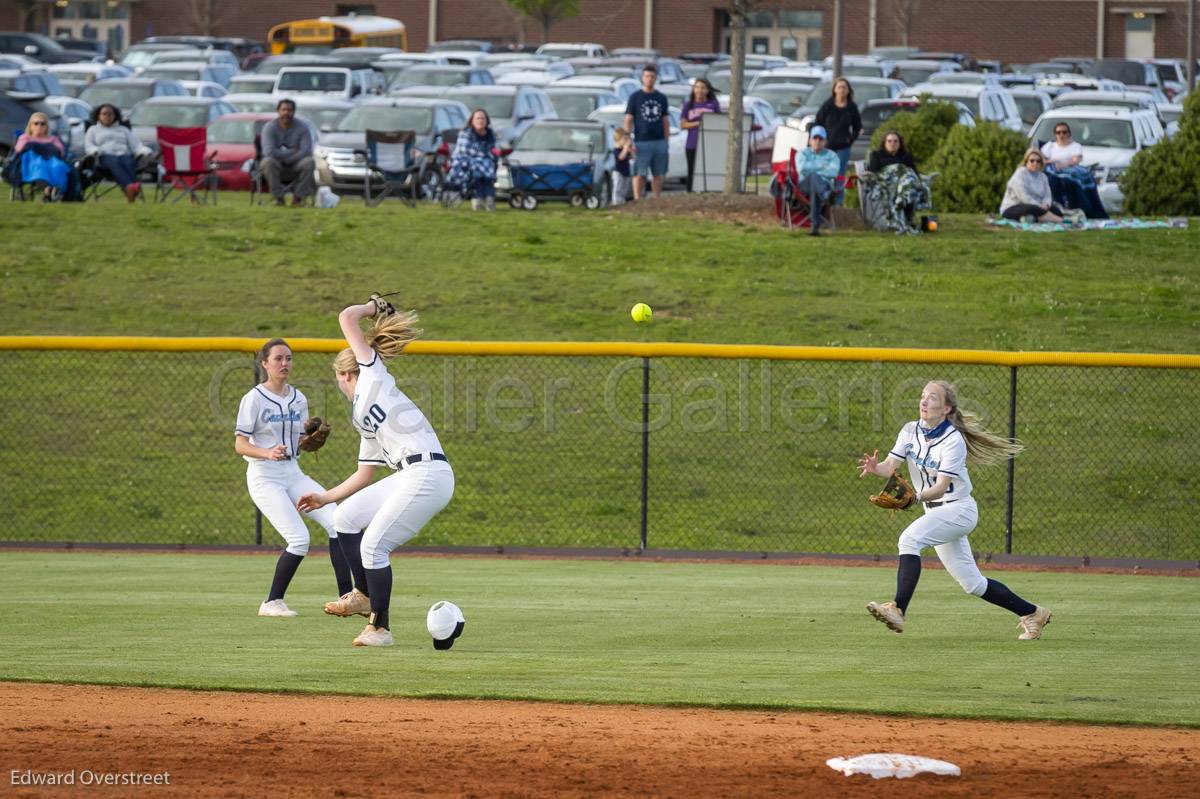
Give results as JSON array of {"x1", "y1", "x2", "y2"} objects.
[{"x1": 4, "y1": 683, "x2": 1196, "y2": 798}]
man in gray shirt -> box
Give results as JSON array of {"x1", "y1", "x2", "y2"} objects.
[{"x1": 261, "y1": 98, "x2": 315, "y2": 205}]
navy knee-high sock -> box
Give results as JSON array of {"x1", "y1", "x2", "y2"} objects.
[
  {"x1": 336, "y1": 532, "x2": 368, "y2": 595},
  {"x1": 364, "y1": 565, "x2": 392, "y2": 631},
  {"x1": 980, "y1": 578, "x2": 1037, "y2": 617},
  {"x1": 894, "y1": 554, "x2": 922, "y2": 614},
  {"x1": 267, "y1": 551, "x2": 304, "y2": 602},
  {"x1": 329, "y1": 538, "x2": 353, "y2": 597}
]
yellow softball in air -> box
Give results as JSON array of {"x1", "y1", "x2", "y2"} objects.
[{"x1": 631, "y1": 302, "x2": 653, "y2": 323}]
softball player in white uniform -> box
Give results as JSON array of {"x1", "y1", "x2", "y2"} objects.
[
  {"x1": 297, "y1": 301, "x2": 454, "y2": 648},
  {"x1": 857, "y1": 380, "x2": 1052, "y2": 640},
  {"x1": 235, "y1": 338, "x2": 352, "y2": 617}
]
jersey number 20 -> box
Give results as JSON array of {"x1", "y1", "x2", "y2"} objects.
[{"x1": 360, "y1": 403, "x2": 387, "y2": 433}]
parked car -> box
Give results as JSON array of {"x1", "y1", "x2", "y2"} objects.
[
  {"x1": 41, "y1": 95, "x2": 91, "y2": 157},
  {"x1": 432, "y1": 50, "x2": 490, "y2": 69},
  {"x1": 139, "y1": 62, "x2": 233, "y2": 89},
  {"x1": 291, "y1": 96, "x2": 355, "y2": 134},
  {"x1": 313, "y1": 96, "x2": 469, "y2": 195},
  {"x1": 272, "y1": 67, "x2": 381, "y2": 101},
  {"x1": 136, "y1": 35, "x2": 264, "y2": 64},
  {"x1": 926, "y1": 71, "x2": 1000, "y2": 86},
  {"x1": 1035, "y1": 74, "x2": 1127, "y2": 96},
  {"x1": 901, "y1": 83, "x2": 1024, "y2": 131},
  {"x1": 0, "y1": 31, "x2": 97, "y2": 64},
  {"x1": 718, "y1": 94, "x2": 781, "y2": 174},
  {"x1": 611, "y1": 47, "x2": 661, "y2": 59},
  {"x1": 226, "y1": 74, "x2": 277, "y2": 95},
  {"x1": 0, "y1": 92, "x2": 70, "y2": 155},
  {"x1": 224, "y1": 92, "x2": 279, "y2": 114},
  {"x1": 495, "y1": 119, "x2": 617, "y2": 199},
  {"x1": 791, "y1": 77, "x2": 907, "y2": 126},
  {"x1": 1146, "y1": 58, "x2": 1186, "y2": 100},
  {"x1": 118, "y1": 43, "x2": 195, "y2": 71},
  {"x1": 535, "y1": 43, "x2": 609, "y2": 60},
  {"x1": 544, "y1": 86, "x2": 622, "y2": 121},
  {"x1": 252, "y1": 55, "x2": 341, "y2": 75},
  {"x1": 890, "y1": 59, "x2": 961, "y2": 85},
  {"x1": 427, "y1": 39, "x2": 495, "y2": 54},
  {"x1": 552, "y1": 74, "x2": 640, "y2": 102},
  {"x1": 604, "y1": 56, "x2": 687, "y2": 84},
  {"x1": 1007, "y1": 87, "x2": 1053, "y2": 130},
  {"x1": 388, "y1": 65, "x2": 494, "y2": 90},
  {"x1": 1086, "y1": 59, "x2": 1160, "y2": 91},
  {"x1": 588, "y1": 103, "x2": 688, "y2": 184},
  {"x1": 491, "y1": 58, "x2": 574, "y2": 80},
  {"x1": 496, "y1": 70, "x2": 562, "y2": 88},
  {"x1": 207, "y1": 111, "x2": 319, "y2": 190},
  {"x1": 0, "y1": 68, "x2": 67, "y2": 98},
  {"x1": 151, "y1": 48, "x2": 239, "y2": 70},
  {"x1": 44, "y1": 63, "x2": 132, "y2": 97},
  {"x1": 55, "y1": 37, "x2": 109, "y2": 61},
  {"x1": 748, "y1": 66, "x2": 827, "y2": 93},
  {"x1": 705, "y1": 68, "x2": 764, "y2": 95},
  {"x1": 375, "y1": 53, "x2": 450, "y2": 66},
  {"x1": 443, "y1": 84, "x2": 556, "y2": 143},
  {"x1": 180, "y1": 80, "x2": 228, "y2": 99},
  {"x1": 79, "y1": 78, "x2": 188, "y2": 117},
  {"x1": 128, "y1": 95, "x2": 238, "y2": 153},
  {"x1": 479, "y1": 52, "x2": 533, "y2": 71},
  {"x1": 1029, "y1": 106, "x2": 1165, "y2": 213},
  {"x1": 324, "y1": 47, "x2": 406, "y2": 63},
  {"x1": 821, "y1": 55, "x2": 895, "y2": 79},
  {"x1": 1050, "y1": 90, "x2": 1163, "y2": 125},
  {"x1": 750, "y1": 82, "x2": 821, "y2": 117}
]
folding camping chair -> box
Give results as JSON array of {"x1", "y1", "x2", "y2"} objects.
[
  {"x1": 769, "y1": 148, "x2": 853, "y2": 231},
  {"x1": 356, "y1": 129, "x2": 419, "y2": 207},
  {"x1": 1, "y1": 135, "x2": 40, "y2": 202},
  {"x1": 155, "y1": 126, "x2": 218, "y2": 204}
]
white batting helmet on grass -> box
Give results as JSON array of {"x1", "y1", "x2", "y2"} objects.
[{"x1": 426, "y1": 601, "x2": 465, "y2": 650}]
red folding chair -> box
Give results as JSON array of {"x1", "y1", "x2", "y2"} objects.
[
  {"x1": 769, "y1": 148, "x2": 855, "y2": 231},
  {"x1": 155, "y1": 126, "x2": 218, "y2": 205}
]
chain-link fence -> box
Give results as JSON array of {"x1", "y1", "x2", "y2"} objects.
[{"x1": 1, "y1": 341, "x2": 1196, "y2": 559}]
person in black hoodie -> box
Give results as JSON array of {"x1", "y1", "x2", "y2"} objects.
[
  {"x1": 813, "y1": 77, "x2": 862, "y2": 203},
  {"x1": 867, "y1": 130, "x2": 916, "y2": 173}
]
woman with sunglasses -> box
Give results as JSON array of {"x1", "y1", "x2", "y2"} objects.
[
  {"x1": 11, "y1": 112, "x2": 72, "y2": 201},
  {"x1": 999, "y1": 149, "x2": 1063, "y2": 223},
  {"x1": 1040, "y1": 123, "x2": 1083, "y2": 170}
]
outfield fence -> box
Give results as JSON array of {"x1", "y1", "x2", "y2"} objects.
[{"x1": 1, "y1": 337, "x2": 1197, "y2": 560}]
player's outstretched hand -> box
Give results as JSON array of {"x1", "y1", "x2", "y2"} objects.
[
  {"x1": 858, "y1": 449, "x2": 879, "y2": 478},
  {"x1": 297, "y1": 493, "x2": 327, "y2": 512},
  {"x1": 268, "y1": 444, "x2": 288, "y2": 462}
]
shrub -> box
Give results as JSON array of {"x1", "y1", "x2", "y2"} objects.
[
  {"x1": 867, "y1": 99, "x2": 961, "y2": 168},
  {"x1": 925, "y1": 122, "x2": 1028, "y2": 213},
  {"x1": 1122, "y1": 89, "x2": 1200, "y2": 216}
]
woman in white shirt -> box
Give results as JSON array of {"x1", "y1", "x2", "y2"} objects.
[
  {"x1": 1039, "y1": 122, "x2": 1083, "y2": 169},
  {"x1": 235, "y1": 338, "x2": 349, "y2": 618},
  {"x1": 83, "y1": 104, "x2": 152, "y2": 202}
]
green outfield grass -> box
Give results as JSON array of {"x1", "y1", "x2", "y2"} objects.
[
  {"x1": 0, "y1": 551, "x2": 1195, "y2": 726},
  {"x1": 0, "y1": 202, "x2": 1197, "y2": 558}
]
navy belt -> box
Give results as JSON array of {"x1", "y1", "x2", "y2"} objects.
[
  {"x1": 924, "y1": 499, "x2": 957, "y2": 509},
  {"x1": 399, "y1": 452, "x2": 448, "y2": 469}
]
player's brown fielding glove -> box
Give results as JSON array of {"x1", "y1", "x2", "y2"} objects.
[
  {"x1": 298, "y1": 417, "x2": 331, "y2": 453},
  {"x1": 870, "y1": 472, "x2": 917, "y2": 511}
]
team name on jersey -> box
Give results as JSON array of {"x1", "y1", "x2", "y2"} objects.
[
  {"x1": 900, "y1": 443, "x2": 940, "y2": 472},
  {"x1": 262, "y1": 410, "x2": 302, "y2": 423}
]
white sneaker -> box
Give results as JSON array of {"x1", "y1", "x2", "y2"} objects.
[
  {"x1": 324, "y1": 588, "x2": 371, "y2": 618},
  {"x1": 353, "y1": 624, "x2": 393, "y2": 647},
  {"x1": 258, "y1": 599, "x2": 298, "y2": 617},
  {"x1": 1017, "y1": 606, "x2": 1052, "y2": 640},
  {"x1": 867, "y1": 600, "x2": 905, "y2": 633},
  {"x1": 471, "y1": 198, "x2": 482, "y2": 211}
]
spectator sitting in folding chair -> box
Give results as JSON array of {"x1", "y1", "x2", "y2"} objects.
[
  {"x1": 83, "y1": 104, "x2": 153, "y2": 203},
  {"x1": 10, "y1": 112, "x2": 80, "y2": 201},
  {"x1": 261, "y1": 98, "x2": 315, "y2": 206},
  {"x1": 793, "y1": 125, "x2": 841, "y2": 237}
]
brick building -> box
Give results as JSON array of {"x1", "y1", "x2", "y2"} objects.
[{"x1": 4, "y1": 1, "x2": 1195, "y2": 64}]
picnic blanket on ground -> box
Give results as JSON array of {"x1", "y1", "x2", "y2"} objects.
[{"x1": 988, "y1": 217, "x2": 1177, "y2": 233}]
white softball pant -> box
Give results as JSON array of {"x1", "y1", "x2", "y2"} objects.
[
  {"x1": 246, "y1": 461, "x2": 338, "y2": 556},
  {"x1": 333, "y1": 462, "x2": 455, "y2": 569},
  {"x1": 896, "y1": 497, "x2": 987, "y2": 596}
]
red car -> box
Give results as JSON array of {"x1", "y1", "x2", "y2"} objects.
[{"x1": 206, "y1": 112, "x2": 319, "y2": 191}]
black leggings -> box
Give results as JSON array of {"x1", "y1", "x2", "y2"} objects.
[
  {"x1": 685, "y1": 148, "x2": 696, "y2": 193},
  {"x1": 1003, "y1": 202, "x2": 1063, "y2": 220}
]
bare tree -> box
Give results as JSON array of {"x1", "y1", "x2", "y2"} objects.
[
  {"x1": 184, "y1": 0, "x2": 234, "y2": 38},
  {"x1": 891, "y1": 0, "x2": 922, "y2": 47},
  {"x1": 505, "y1": 0, "x2": 581, "y2": 43},
  {"x1": 724, "y1": 1, "x2": 752, "y2": 194}
]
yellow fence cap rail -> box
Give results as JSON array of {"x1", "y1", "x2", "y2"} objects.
[{"x1": 1, "y1": 336, "x2": 1197, "y2": 369}]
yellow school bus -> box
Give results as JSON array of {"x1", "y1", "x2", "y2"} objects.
[{"x1": 268, "y1": 15, "x2": 407, "y2": 55}]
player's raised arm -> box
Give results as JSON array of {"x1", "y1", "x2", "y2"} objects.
[
  {"x1": 338, "y1": 302, "x2": 379, "y2": 365},
  {"x1": 857, "y1": 449, "x2": 901, "y2": 478}
]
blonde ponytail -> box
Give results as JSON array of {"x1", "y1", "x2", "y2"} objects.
[
  {"x1": 332, "y1": 310, "x2": 422, "y2": 375},
  {"x1": 932, "y1": 380, "x2": 1024, "y2": 467}
]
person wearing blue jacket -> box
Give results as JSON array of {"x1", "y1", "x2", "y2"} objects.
[{"x1": 793, "y1": 125, "x2": 841, "y2": 236}]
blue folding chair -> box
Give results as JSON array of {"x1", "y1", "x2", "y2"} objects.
[{"x1": 356, "y1": 129, "x2": 419, "y2": 207}]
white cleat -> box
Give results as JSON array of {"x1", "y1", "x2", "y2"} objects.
[
  {"x1": 324, "y1": 589, "x2": 371, "y2": 618},
  {"x1": 867, "y1": 601, "x2": 905, "y2": 633},
  {"x1": 258, "y1": 599, "x2": 298, "y2": 617},
  {"x1": 353, "y1": 624, "x2": 394, "y2": 647},
  {"x1": 1017, "y1": 606, "x2": 1052, "y2": 640}
]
